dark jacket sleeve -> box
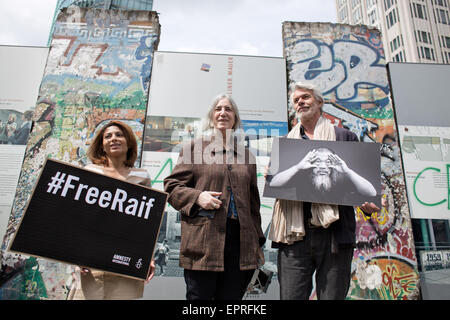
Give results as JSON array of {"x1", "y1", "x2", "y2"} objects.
[
  {"x1": 332, "y1": 126, "x2": 361, "y2": 244},
  {"x1": 249, "y1": 162, "x2": 266, "y2": 247},
  {"x1": 335, "y1": 126, "x2": 359, "y2": 142}
]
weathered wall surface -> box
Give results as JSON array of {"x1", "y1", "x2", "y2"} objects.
[
  {"x1": 0, "y1": 7, "x2": 159, "y2": 300},
  {"x1": 282, "y1": 22, "x2": 419, "y2": 300}
]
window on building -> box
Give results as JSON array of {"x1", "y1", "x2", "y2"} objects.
[
  {"x1": 340, "y1": 7, "x2": 348, "y2": 22},
  {"x1": 435, "y1": 0, "x2": 448, "y2": 7},
  {"x1": 367, "y1": 0, "x2": 379, "y2": 7},
  {"x1": 443, "y1": 36, "x2": 450, "y2": 48},
  {"x1": 390, "y1": 35, "x2": 403, "y2": 52},
  {"x1": 393, "y1": 50, "x2": 405, "y2": 62},
  {"x1": 422, "y1": 31, "x2": 429, "y2": 43},
  {"x1": 436, "y1": 8, "x2": 449, "y2": 24},
  {"x1": 420, "y1": 46, "x2": 436, "y2": 60},
  {"x1": 412, "y1": 2, "x2": 428, "y2": 20},
  {"x1": 424, "y1": 47, "x2": 430, "y2": 59},
  {"x1": 369, "y1": 9, "x2": 378, "y2": 25},
  {"x1": 417, "y1": 30, "x2": 433, "y2": 44},
  {"x1": 384, "y1": 0, "x2": 397, "y2": 10},
  {"x1": 418, "y1": 4, "x2": 426, "y2": 19},
  {"x1": 432, "y1": 220, "x2": 450, "y2": 248},
  {"x1": 386, "y1": 8, "x2": 399, "y2": 28},
  {"x1": 353, "y1": 6, "x2": 362, "y2": 23}
]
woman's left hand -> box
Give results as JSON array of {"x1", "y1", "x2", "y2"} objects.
[
  {"x1": 145, "y1": 260, "x2": 156, "y2": 284},
  {"x1": 196, "y1": 191, "x2": 222, "y2": 210}
]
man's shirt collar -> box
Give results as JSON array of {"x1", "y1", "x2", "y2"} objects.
[{"x1": 300, "y1": 125, "x2": 310, "y2": 140}]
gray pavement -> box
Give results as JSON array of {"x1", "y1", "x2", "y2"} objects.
[
  {"x1": 142, "y1": 256, "x2": 280, "y2": 300},
  {"x1": 420, "y1": 268, "x2": 450, "y2": 299},
  {"x1": 145, "y1": 245, "x2": 450, "y2": 300},
  {"x1": 142, "y1": 268, "x2": 450, "y2": 300},
  {"x1": 141, "y1": 276, "x2": 280, "y2": 300}
]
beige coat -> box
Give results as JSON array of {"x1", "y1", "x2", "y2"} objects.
[{"x1": 68, "y1": 165, "x2": 151, "y2": 300}]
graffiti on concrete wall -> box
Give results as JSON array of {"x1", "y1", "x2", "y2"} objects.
[
  {"x1": 282, "y1": 22, "x2": 419, "y2": 300},
  {"x1": 0, "y1": 7, "x2": 160, "y2": 300}
]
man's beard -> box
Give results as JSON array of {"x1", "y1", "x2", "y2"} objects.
[
  {"x1": 312, "y1": 173, "x2": 337, "y2": 192},
  {"x1": 297, "y1": 110, "x2": 313, "y2": 123}
]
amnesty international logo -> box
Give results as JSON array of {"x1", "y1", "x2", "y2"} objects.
[{"x1": 135, "y1": 258, "x2": 143, "y2": 269}]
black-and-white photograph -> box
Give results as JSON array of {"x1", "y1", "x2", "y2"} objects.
[{"x1": 263, "y1": 137, "x2": 381, "y2": 207}]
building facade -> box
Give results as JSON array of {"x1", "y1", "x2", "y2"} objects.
[{"x1": 336, "y1": 0, "x2": 450, "y2": 63}]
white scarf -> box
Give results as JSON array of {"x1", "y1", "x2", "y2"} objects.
[{"x1": 268, "y1": 116, "x2": 340, "y2": 245}]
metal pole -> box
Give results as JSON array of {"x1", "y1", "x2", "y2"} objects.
[
  {"x1": 421, "y1": 219, "x2": 431, "y2": 250},
  {"x1": 427, "y1": 219, "x2": 437, "y2": 250}
]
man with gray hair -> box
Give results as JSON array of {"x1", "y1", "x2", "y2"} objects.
[{"x1": 265, "y1": 81, "x2": 381, "y2": 300}]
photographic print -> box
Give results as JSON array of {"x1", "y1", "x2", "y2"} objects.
[{"x1": 264, "y1": 137, "x2": 381, "y2": 207}]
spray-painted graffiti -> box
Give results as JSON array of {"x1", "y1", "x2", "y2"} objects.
[
  {"x1": 136, "y1": 35, "x2": 159, "y2": 93},
  {"x1": 322, "y1": 102, "x2": 379, "y2": 142},
  {"x1": 0, "y1": 8, "x2": 160, "y2": 300},
  {"x1": 288, "y1": 39, "x2": 389, "y2": 101},
  {"x1": 282, "y1": 22, "x2": 419, "y2": 300},
  {"x1": 284, "y1": 25, "x2": 392, "y2": 120},
  {"x1": 350, "y1": 256, "x2": 418, "y2": 300}
]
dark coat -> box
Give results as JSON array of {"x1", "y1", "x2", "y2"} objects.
[
  {"x1": 331, "y1": 127, "x2": 361, "y2": 245},
  {"x1": 163, "y1": 137, "x2": 265, "y2": 271}
]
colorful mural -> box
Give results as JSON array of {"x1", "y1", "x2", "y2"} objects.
[
  {"x1": 0, "y1": 7, "x2": 160, "y2": 299},
  {"x1": 282, "y1": 22, "x2": 419, "y2": 300}
]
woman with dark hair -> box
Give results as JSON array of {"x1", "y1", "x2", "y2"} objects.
[
  {"x1": 69, "y1": 120, "x2": 155, "y2": 300},
  {"x1": 164, "y1": 94, "x2": 265, "y2": 300}
]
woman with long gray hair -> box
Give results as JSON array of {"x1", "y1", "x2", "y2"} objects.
[{"x1": 164, "y1": 94, "x2": 265, "y2": 300}]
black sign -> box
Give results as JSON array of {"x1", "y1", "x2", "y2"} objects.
[
  {"x1": 9, "y1": 158, "x2": 168, "y2": 280},
  {"x1": 263, "y1": 137, "x2": 381, "y2": 207}
]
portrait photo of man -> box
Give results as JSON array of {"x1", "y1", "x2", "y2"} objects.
[{"x1": 264, "y1": 137, "x2": 381, "y2": 208}]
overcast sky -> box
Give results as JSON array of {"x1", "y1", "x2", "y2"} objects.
[{"x1": 0, "y1": 0, "x2": 337, "y2": 57}]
